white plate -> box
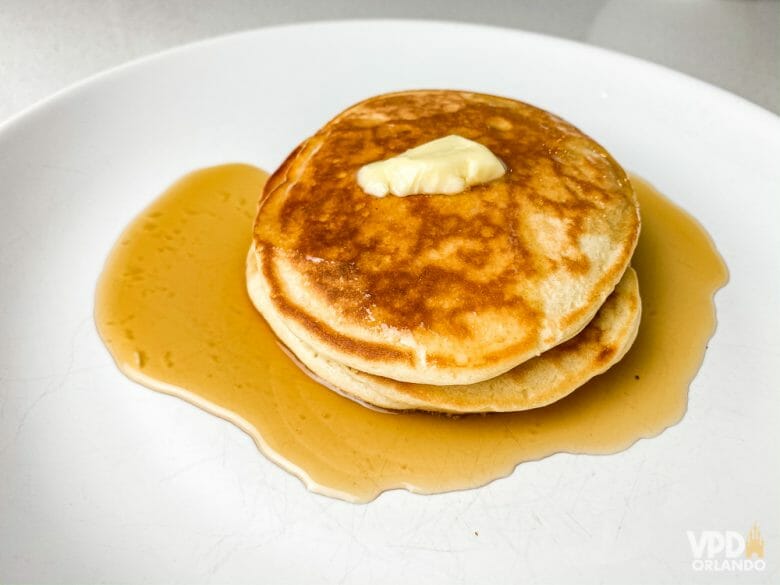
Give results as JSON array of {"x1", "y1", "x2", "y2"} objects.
[{"x1": 1, "y1": 21, "x2": 778, "y2": 584}]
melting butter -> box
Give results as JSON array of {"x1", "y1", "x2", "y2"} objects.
[{"x1": 357, "y1": 134, "x2": 506, "y2": 197}]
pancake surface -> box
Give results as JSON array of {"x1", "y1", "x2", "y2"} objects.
[
  {"x1": 248, "y1": 253, "x2": 641, "y2": 413},
  {"x1": 254, "y1": 90, "x2": 640, "y2": 385}
]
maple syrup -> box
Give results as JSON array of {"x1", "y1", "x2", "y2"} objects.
[{"x1": 95, "y1": 164, "x2": 728, "y2": 502}]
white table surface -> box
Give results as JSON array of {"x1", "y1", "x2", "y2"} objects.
[{"x1": 1, "y1": 0, "x2": 778, "y2": 123}]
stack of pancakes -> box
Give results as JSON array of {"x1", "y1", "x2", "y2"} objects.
[{"x1": 247, "y1": 90, "x2": 641, "y2": 413}]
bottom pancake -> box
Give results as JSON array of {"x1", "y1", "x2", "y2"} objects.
[{"x1": 246, "y1": 248, "x2": 641, "y2": 413}]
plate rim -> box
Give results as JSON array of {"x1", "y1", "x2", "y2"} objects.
[{"x1": 1, "y1": 18, "x2": 779, "y2": 140}]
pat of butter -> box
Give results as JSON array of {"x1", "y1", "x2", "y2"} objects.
[{"x1": 357, "y1": 135, "x2": 506, "y2": 197}]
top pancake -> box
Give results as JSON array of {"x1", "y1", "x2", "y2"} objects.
[{"x1": 253, "y1": 90, "x2": 640, "y2": 385}]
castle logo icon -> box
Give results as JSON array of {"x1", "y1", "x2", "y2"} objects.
[{"x1": 745, "y1": 523, "x2": 764, "y2": 559}]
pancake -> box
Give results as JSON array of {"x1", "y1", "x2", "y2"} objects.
[
  {"x1": 253, "y1": 90, "x2": 640, "y2": 385},
  {"x1": 248, "y1": 252, "x2": 641, "y2": 413}
]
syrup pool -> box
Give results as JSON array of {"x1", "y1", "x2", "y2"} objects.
[{"x1": 95, "y1": 164, "x2": 727, "y2": 502}]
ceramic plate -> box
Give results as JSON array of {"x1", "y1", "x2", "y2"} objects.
[{"x1": 1, "y1": 20, "x2": 778, "y2": 584}]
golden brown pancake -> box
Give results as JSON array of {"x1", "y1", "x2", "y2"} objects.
[
  {"x1": 253, "y1": 90, "x2": 640, "y2": 385},
  {"x1": 248, "y1": 253, "x2": 640, "y2": 413}
]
